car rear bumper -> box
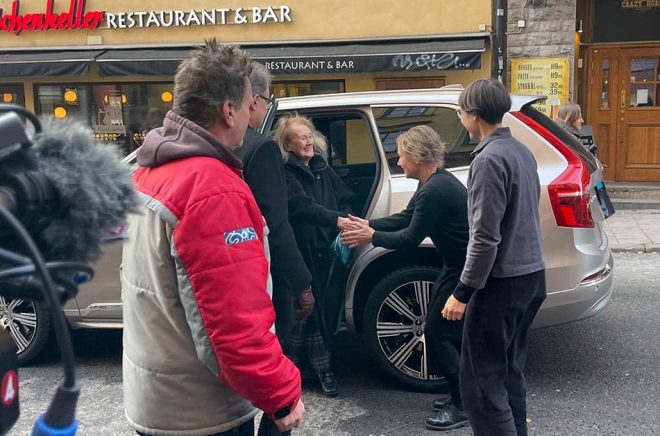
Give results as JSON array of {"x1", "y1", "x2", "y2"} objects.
[{"x1": 532, "y1": 250, "x2": 614, "y2": 328}]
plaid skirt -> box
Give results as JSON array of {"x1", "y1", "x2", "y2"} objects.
[{"x1": 282, "y1": 307, "x2": 331, "y2": 377}]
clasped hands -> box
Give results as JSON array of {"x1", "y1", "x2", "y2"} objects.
[{"x1": 338, "y1": 214, "x2": 374, "y2": 248}]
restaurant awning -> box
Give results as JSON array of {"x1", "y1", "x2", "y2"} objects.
[
  {"x1": 0, "y1": 50, "x2": 105, "y2": 77},
  {"x1": 95, "y1": 37, "x2": 487, "y2": 76},
  {"x1": 0, "y1": 36, "x2": 487, "y2": 77}
]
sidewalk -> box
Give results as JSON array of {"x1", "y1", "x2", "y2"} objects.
[{"x1": 603, "y1": 209, "x2": 660, "y2": 253}]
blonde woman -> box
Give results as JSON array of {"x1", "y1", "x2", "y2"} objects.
[
  {"x1": 341, "y1": 125, "x2": 470, "y2": 431},
  {"x1": 273, "y1": 113, "x2": 354, "y2": 397},
  {"x1": 555, "y1": 102, "x2": 584, "y2": 137}
]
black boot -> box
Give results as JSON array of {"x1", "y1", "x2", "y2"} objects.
[
  {"x1": 319, "y1": 371, "x2": 339, "y2": 397},
  {"x1": 431, "y1": 393, "x2": 451, "y2": 410},
  {"x1": 425, "y1": 404, "x2": 469, "y2": 431}
]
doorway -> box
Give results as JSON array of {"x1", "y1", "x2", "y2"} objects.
[{"x1": 587, "y1": 46, "x2": 660, "y2": 181}]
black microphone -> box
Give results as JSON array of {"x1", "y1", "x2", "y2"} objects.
[{"x1": 0, "y1": 108, "x2": 139, "y2": 263}]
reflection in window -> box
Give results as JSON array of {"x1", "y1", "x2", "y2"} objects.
[
  {"x1": 1, "y1": 84, "x2": 25, "y2": 107},
  {"x1": 629, "y1": 57, "x2": 658, "y2": 107},
  {"x1": 35, "y1": 82, "x2": 173, "y2": 155},
  {"x1": 373, "y1": 106, "x2": 474, "y2": 174},
  {"x1": 601, "y1": 59, "x2": 609, "y2": 109},
  {"x1": 271, "y1": 80, "x2": 344, "y2": 98}
]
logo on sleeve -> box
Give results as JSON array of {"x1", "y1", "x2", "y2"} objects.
[{"x1": 224, "y1": 227, "x2": 258, "y2": 245}]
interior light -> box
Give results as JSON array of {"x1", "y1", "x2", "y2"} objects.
[
  {"x1": 161, "y1": 91, "x2": 173, "y2": 103},
  {"x1": 54, "y1": 106, "x2": 67, "y2": 118},
  {"x1": 121, "y1": 94, "x2": 127, "y2": 104},
  {"x1": 2, "y1": 93, "x2": 13, "y2": 103},
  {"x1": 63, "y1": 89, "x2": 78, "y2": 104}
]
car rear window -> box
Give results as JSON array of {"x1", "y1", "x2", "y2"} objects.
[{"x1": 520, "y1": 105, "x2": 598, "y2": 174}]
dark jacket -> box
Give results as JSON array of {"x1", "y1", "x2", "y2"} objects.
[
  {"x1": 370, "y1": 168, "x2": 469, "y2": 259},
  {"x1": 234, "y1": 127, "x2": 313, "y2": 339},
  {"x1": 454, "y1": 127, "x2": 545, "y2": 303},
  {"x1": 285, "y1": 153, "x2": 354, "y2": 294}
]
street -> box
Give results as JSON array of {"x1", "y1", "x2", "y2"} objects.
[{"x1": 11, "y1": 252, "x2": 660, "y2": 436}]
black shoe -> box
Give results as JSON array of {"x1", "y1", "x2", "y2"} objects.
[
  {"x1": 319, "y1": 371, "x2": 339, "y2": 397},
  {"x1": 431, "y1": 393, "x2": 451, "y2": 410},
  {"x1": 425, "y1": 404, "x2": 469, "y2": 431}
]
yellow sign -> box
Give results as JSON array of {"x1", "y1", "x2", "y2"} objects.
[{"x1": 510, "y1": 57, "x2": 570, "y2": 116}]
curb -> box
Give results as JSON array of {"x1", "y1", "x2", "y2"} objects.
[{"x1": 610, "y1": 244, "x2": 660, "y2": 253}]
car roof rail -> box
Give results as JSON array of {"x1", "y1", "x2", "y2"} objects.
[{"x1": 439, "y1": 84, "x2": 464, "y2": 90}]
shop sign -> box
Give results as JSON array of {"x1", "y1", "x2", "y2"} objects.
[
  {"x1": 105, "y1": 7, "x2": 291, "y2": 29},
  {"x1": 621, "y1": 0, "x2": 660, "y2": 12},
  {"x1": 264, "y1": 52, "x2": 482, "y2": 74},
  {"x1": 0, "y1": 0, "x2": 104, "y2": 35},
  {"x1": 510, "y1": 57, "x2": 570, "y2": 116},
  {"x1": 0, "y1": 0, "x2": 292, "y2": 35}
]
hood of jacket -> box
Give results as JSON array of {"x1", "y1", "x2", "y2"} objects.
[{"x1": 137, "y1": 110, "x2": 244, "y2": 172}]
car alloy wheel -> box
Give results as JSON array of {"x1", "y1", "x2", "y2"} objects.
[
  {"x1": 363, "y1": 266, "x2": 445, "y2": 391},
  {"x1": 0, "y1": 297, "x2": 50, "y2": 364}
]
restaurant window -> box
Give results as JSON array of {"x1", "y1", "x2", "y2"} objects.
[
  {"x1": 629, "y1": 57, "x2": 659, "y2": 108},
  {"x1": 34, "y1": 82, "x2": 173, "y2": 156},
  {"x1": 375, "y1": 77, "x2": 446, "y2": 91},
  {"x1": 271, "y1": 80, "x2": 344, "y2": 98},
  {"x1": 1, "y1": 84, "x2": 25, "y2": 108}
]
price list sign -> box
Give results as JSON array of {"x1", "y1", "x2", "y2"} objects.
[{"x1": 510, "y1": 57, "x2": 570, "y2": 115}]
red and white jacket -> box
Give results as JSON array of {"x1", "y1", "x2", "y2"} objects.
[{"x1": 121, "y1": 111, "x2": 300, "y2": 435}]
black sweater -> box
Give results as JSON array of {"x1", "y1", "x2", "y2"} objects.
[{"x1": 370, "y1": 168, "x2": 469, "y2": 259}]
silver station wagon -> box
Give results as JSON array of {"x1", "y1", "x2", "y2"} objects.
[{"x1": 6, "y1": 86, "x2": 615, "y2": 391}]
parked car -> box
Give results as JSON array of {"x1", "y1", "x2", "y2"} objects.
[{"x1": 3, "y1": 86, "x2": 615, "y2": 391}]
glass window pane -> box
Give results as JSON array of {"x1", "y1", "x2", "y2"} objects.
[
  {"x1": 630, "y1": 58, "x2": 657, "y2": 83},
  {"x1": 35, "y1": 82, "x2": 173, "y2": 156},
  {"x1": 1, "y1": 84, "x2": 25, "y2": 107},
  {"x1": 373, "y1": 106, "x2": 474, "y2": 174},
  {"x1": 272, "y1": 80, "x2": 344, "y2": 98},
  {"x1": 601, "y1": 59, "x2": 610, "y2": 109}
]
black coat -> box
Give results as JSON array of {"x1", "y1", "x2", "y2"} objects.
[
  {"x1": 285, "y1": 153, "x2": 354, "y2": 327},
  {"x1": 234, "y1": 128, "x2": 312, "y2": 340}
]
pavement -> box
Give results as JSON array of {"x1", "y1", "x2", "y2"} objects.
[{"x1": 603, "y1": 208, "x2": 660, "y2": 253}]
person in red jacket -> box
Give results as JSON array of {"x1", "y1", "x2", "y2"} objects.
[{"x1": 121, "y1": 39, "x2": 304, "y2": 436}]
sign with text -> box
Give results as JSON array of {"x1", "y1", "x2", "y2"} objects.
[{"x1": 510, "y1": 57, "x2": 570, "y2": 116}]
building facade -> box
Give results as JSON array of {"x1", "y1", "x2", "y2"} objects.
[{"x1": 0, "y1": 0, "x2": 491, "y2": 156}]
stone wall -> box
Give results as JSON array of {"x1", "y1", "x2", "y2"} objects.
[{"x1": 507, "y1": 0, "x2": 577, "y2": 98}]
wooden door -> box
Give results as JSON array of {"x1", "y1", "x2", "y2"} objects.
[
  {"x1": 587, "y1": 48, "x2": 619, "y2": 180},
  {"x1": 617, "y1": 48, "x2": 660, "y2": 181}
]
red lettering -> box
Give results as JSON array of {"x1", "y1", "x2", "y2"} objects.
[
  {"x1": 0, "y1": 0, "x2": 104, "y2": 34},
  {"x1": 83, "y1": 11, "x2": 103, "y2": 29}
]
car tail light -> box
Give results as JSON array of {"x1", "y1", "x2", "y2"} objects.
[{"x1": 511, "y1": 112, "x2": 594, "y2": 228}]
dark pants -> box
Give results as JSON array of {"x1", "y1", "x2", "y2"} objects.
[
  {"x1": 137, "y1": 417, "x2": 254, "y2": 436},
  {"x1": 424, "y1": 257, "x2": 465, "y2": 378},
  {"x1": 460, "y1": 270, "x2": 546, "y2": 436}
]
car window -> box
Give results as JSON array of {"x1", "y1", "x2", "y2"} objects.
[
  {"x1": 372, "y1": 106, "x2": 476, "y2": 174},
  {"x1": 274, "y1": 111, "x2": 379, "y2": 217}
]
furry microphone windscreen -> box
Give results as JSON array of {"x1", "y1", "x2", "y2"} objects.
[{"x1": 32, "y1": 117, "x2": 139, "y2": 262}]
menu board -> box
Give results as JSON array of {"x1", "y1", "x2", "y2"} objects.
[{"x1": 510, "y1": 57, "x2": 570, "y2": 116}]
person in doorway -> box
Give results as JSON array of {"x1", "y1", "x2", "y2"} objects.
[
  {"x1": 122, "y1": 40, "x2": 304, "y2": 436},
  {"x1": 341, "y1": 125, "x2": 470, "y2": 431},
  {"x1": 443, "y1": 78, "x2": 547, "y2": 436},
  {"x1": 274, "y1": 113, "x2": 354, "y2": 397}
]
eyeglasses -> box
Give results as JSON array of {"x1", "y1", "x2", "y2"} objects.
[{"x1": 257, "y1": 94, "x2": 275, "y2": 105}]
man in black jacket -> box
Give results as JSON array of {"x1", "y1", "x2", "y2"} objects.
[{"x1": 234, "y1": 62, "x2": 315, "y2": 343}]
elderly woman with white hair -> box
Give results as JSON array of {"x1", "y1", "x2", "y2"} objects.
[
  {"x1": 342, "y1": 125, "x2": 470, "y2": 431},
  {"x1": 274, "y1": 113, "x2": 354, "y2": 398}
]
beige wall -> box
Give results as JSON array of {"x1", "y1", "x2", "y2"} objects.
[{"x1": 0, "y1": 0, "x2": 491, "y2": 48}]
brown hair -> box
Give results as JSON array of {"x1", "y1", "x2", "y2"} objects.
[
  {"x1": 172, "y1": 39, "x2": 253, "y2": 130},
  {"x1": 556, "y1": 102, "x2": 582, "y2": 126},
  {"x1": 458, "y1": 78, "x2": 512, "y2": 124}
]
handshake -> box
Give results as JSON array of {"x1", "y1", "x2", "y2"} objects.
[{"x1": 337, "y1": 214, "x2": 374, "y2": 248}]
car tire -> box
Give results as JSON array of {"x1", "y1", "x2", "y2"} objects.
[
  {"x1": 0, "y1": 297, "x2": 51, "y2": 365},
  {"x1": 363, "y1": 265, "x2": 447, "y2": 392}
]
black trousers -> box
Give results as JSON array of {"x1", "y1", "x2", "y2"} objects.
[
  {"x1": 460, "y1": 269, "x2": 546, "y2": 436},
  {"x1": 137, "y1": 418, "x2": 254, "y2": 436},
  {"x1": 424, "y1": 257, "x2": 465, "y2": 377}
]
